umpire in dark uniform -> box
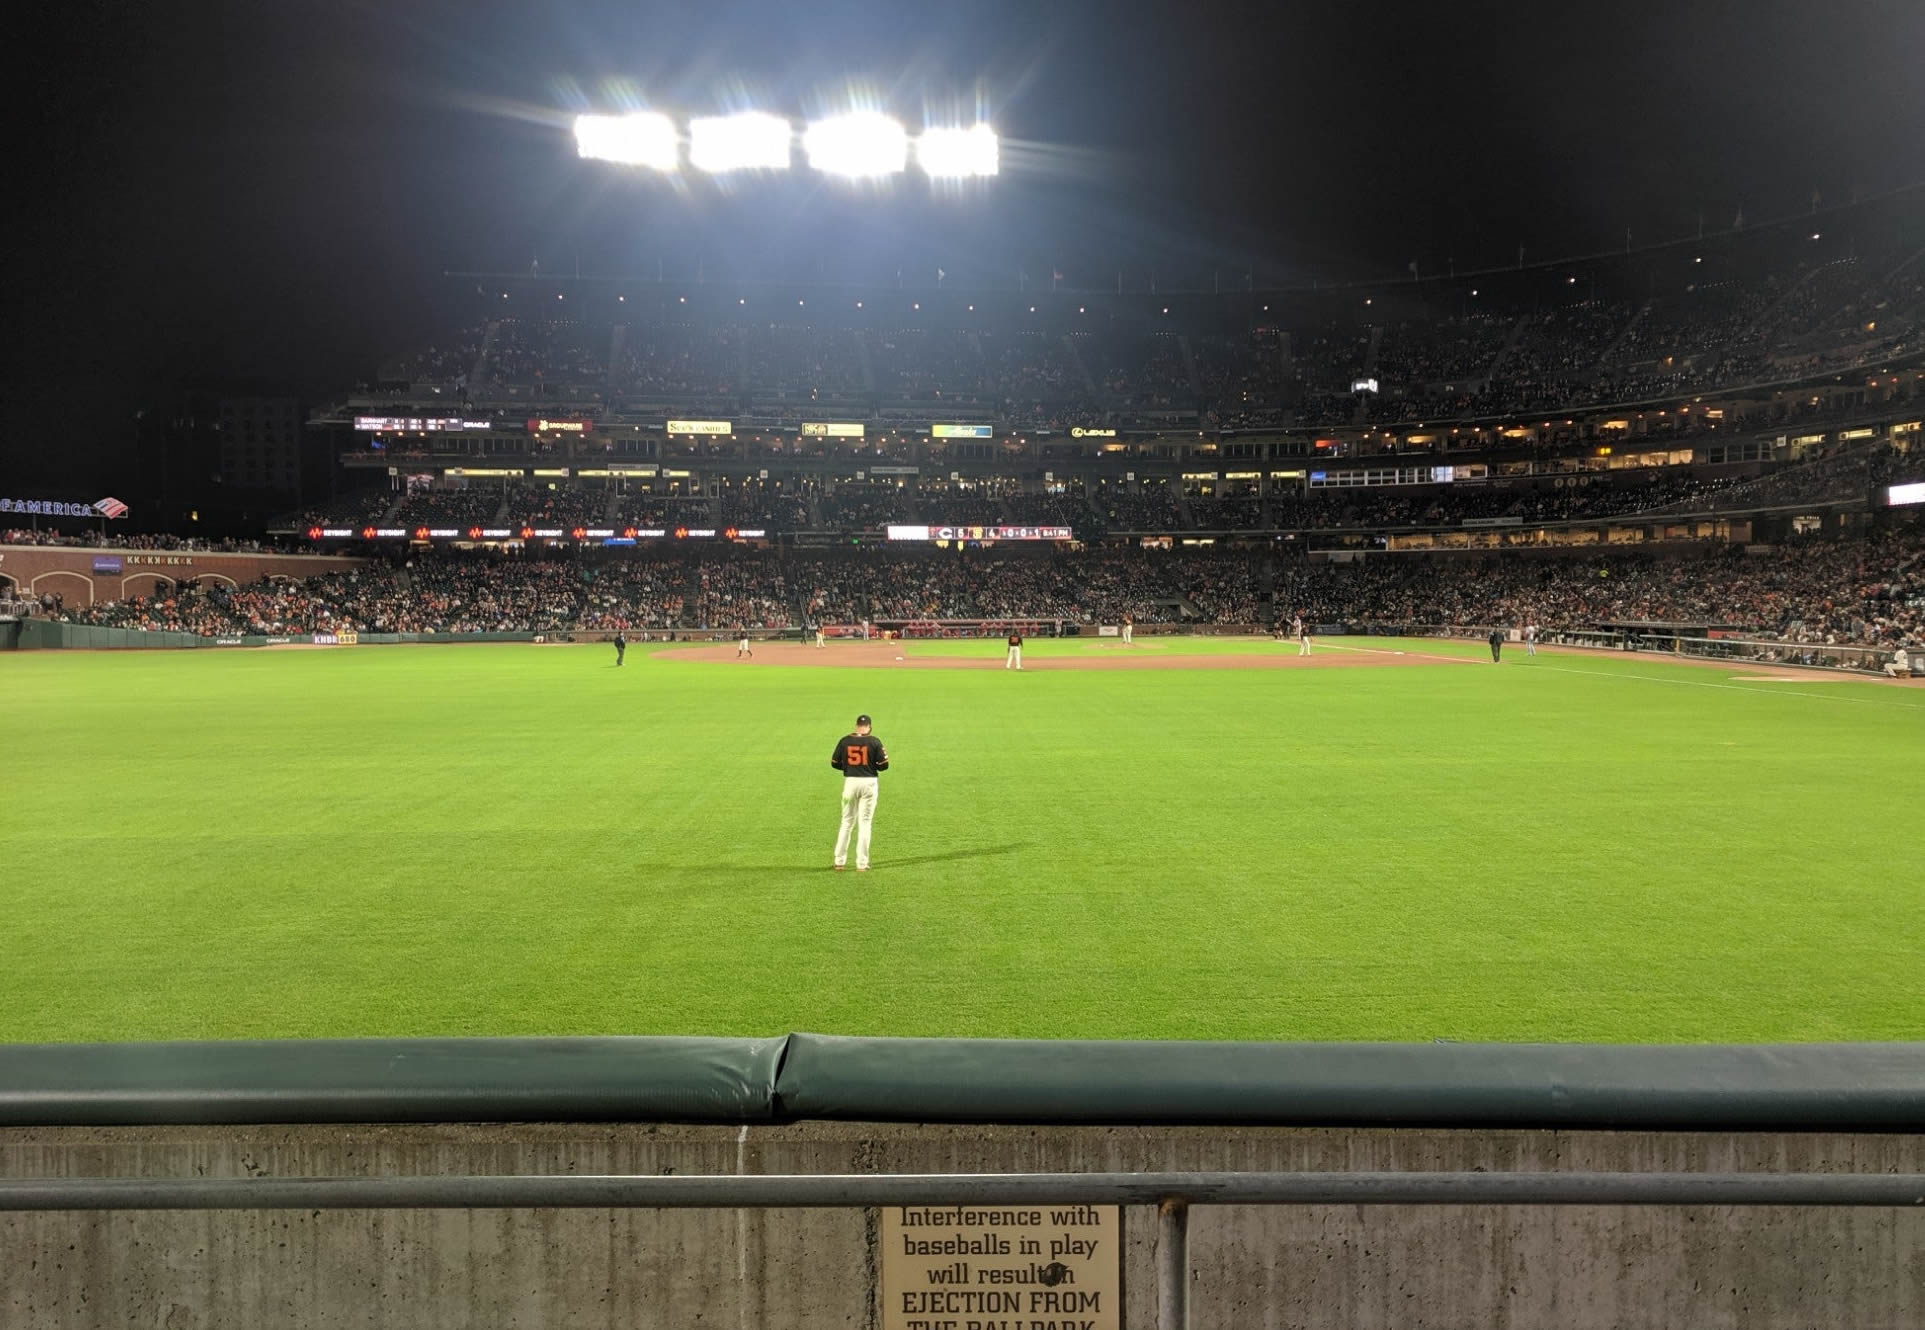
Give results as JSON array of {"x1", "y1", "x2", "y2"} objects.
[
  {"x1": 1488, "y1": 626, "x2": 1504, "y2": 662},
  {"x1": 613, "y1": 631, "x2": 627, "y2": 666}
]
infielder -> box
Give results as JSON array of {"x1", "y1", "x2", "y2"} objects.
[
  {"x1": 1005, "y1": 629, "x2": 1024, "y2": 671},
  {"x1": 1295, "y1": 614, "x2": 1312, "y2": 657},
  {"x1": 1524, "y1": 622, "x2": 1538, "y2": 656},
  {"x1": 830, "y1": 712, "x2": 889, "y2": 871},
  {"x1": 1121, "y1": 612, "x2": 1133, "y2": 645},
  {"x1": 737, "y1": 631, "x2": 753, "y2": 659},
  {"x1": 815, "y1": 624, "x2": 826, "y2": 649}
]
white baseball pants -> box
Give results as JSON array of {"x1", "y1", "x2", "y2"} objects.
[
  {"x1": 835, "y1": 776, "x2": 879, "y2": 869},
  {"x1": 1005, "y1": 646, "x2": 1022, "y2": 670}
]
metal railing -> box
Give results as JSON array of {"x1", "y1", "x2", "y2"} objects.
[{"x1": 5, "y1": 1170, "x2": 1921, "y2": 1330}]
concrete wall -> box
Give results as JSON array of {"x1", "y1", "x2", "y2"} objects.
[{"x1": 3, "y1": 1122, "x2": 1920, "y2": 1329}]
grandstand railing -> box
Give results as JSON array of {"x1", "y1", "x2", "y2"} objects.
[{"x1": 4, "y1": 1169, "x2": 1918, "y2": 1330}]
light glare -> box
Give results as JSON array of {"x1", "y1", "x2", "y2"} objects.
[
  {"x1": 689, "y1": 113, "x2": 793, "y2": 172},
  {"x1": 803, "y1": 112, "x2": 909, "y2": 177},
  {"x1": 917, "y1": 124, "x2": 999, "y2": 177},
  {"x1": 573, "y1": 112, "x2": 677, "y2": 170}
]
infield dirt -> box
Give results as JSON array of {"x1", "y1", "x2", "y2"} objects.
[{"x1": 664, "y1": 640, "x2": 1474, "y2": 670}]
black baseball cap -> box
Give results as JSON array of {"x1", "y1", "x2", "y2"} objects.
[{"x1": 856, "y1": 714, "x2": 872, "y2": 726}]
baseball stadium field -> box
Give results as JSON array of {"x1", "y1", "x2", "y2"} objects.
[{"x1": 5, "y1": 636, "x2": 1921, "y2": 1045}]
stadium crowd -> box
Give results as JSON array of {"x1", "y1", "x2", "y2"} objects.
[
  {"x1": 2, "y1": 529, "x2": 285, "y2": 552},
  {"x1": 50, "y1": 521, "x2": 1924, "y2": 654},
  {"x1": 353, "y1": 221, "x2": 1925, "y2": 439}
]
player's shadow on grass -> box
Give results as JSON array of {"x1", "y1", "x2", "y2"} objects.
[
  {"x1": 870, "y1": 841, "x2": 1032, "y2": 870},
  {"x1": 674, "y1": 843, "x2": 1031, "y2": 873}
]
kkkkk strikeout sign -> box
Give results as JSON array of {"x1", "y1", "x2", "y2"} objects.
[{"x1": 881, "y1": 1204, "x2": 1119, "y2": 1330}]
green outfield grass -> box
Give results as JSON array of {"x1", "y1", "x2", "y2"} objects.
[{"x1": 3, "y1": 638, "x2": 1922, "y2": 1044}]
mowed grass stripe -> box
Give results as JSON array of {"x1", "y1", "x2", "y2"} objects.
[{"x1": 1, "y1": 641, "x2": 1920, "y2": 1043}]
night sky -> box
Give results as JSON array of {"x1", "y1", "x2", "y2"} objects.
[{"x1": 12, "y1": 0, "x2": 1925, "y2": 487}]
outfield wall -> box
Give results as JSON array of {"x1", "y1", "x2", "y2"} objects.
[
  {"x1": 4, "y1": 1121, "x2": 1922, "y2": 1329},
  {"x1": 1, "y1": 1037, "x2": 1921, "y2": 1328},
  {"x1": 0, "y1": 545, "x2": 367, "y2": 608}
]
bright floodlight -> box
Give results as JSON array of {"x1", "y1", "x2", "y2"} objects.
[
  {"x1": 573, "y1": 113, "x2": 678, "y2": 170},
  {"x1": 688, "y1": 112, "x2": 793, "y2": 172},
  {"x1": 917, "y1": 124, "x2": 999, "y2": 177},
  {"x1": 803, "y1": 112, "x2": 909, "y2": 177}
]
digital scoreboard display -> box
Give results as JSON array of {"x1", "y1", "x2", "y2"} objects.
[{"x1": 354, "y1": 417, "x2": 481, "y2": 432}]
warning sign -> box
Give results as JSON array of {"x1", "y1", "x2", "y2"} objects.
[{"x1": 880, "y1": 1203, "x2": 1119, "y2": 1330}]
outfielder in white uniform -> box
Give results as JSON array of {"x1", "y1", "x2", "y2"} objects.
[
  {"x1": 830, "y1": 713, "x2": 889, "y2": 871},
  {"x1": 1005, "y1": 630, "x2": 1024, "y2": 670},
  {"x1": 1525, "y1": 623, "x2": 1537, "y2": 656}
]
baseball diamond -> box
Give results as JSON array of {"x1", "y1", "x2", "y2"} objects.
[{"x1": 3, "y1": 635, "x2": 1920, "y2": 1045}]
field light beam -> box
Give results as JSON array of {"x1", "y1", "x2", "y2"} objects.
[
  {"x1": 803, "y1": 112, "x2": 909, "y2": 177},
  {"x1": 688, "y1": 112, "x2": 793, "y2": 173},
  {"x1": 573, "y1": 112, "x2": 678, "y2": 170},
  {"x1": 917, "y1": 124, "x2": 999, "y2": 178}
]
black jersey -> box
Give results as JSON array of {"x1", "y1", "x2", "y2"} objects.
[{"x1": 831, "y1": 733, "x2": 889, "y2": 776}]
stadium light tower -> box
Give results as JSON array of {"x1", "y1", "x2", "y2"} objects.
[
  {"x1": 688, "y1": 112, "x2": 793, "y2": 172},
  {"x1": 802, "y1": 112, "x2": 909, "y2": 177},
  {"x1": 916, "y1": 124, "x2": 999, "y2": 178},
  {"x1": 573, "y1": 112, "x2": 678, "y2": 170}
]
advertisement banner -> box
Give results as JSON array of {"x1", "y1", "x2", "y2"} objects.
[
  {"x1": 801, "y1": 422, "x2": 865, "y2": 437},
  {"x1": 931, "y1": 423, "x2": 993, "y2": 438},
  {"x1": 889, "y1": 524, "x2": 1072, "y2": 542},
  {"x1": 92, "y1": 557, "x2": 123, "y2": 574},
  {"x1": 2, "y1": 497, "x2": 130, "y2": 520},
  {"x1": 667, "y1": 420, "x2": 732, "y2": 435}
]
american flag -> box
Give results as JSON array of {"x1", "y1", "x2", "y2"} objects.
[{"x1": 93, "y1": 497, "x2": 129, "y2": 519}]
